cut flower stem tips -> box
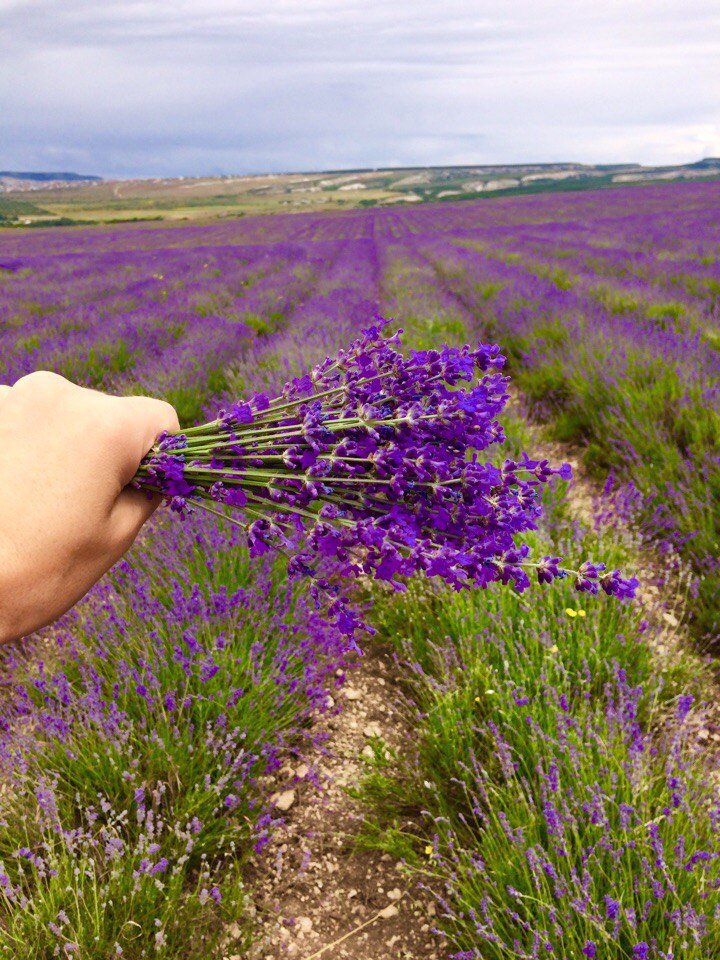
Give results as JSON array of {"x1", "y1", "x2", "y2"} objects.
[{"x1": 134, "y1": 323, "x2": 637, "y2": 633}]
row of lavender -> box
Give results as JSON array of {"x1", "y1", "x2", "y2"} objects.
[
  {"x1": 369, "y1": 440, "x2": 720, "y2": 958},
  {"x1": 0, "y1": 227, "x2": 384, "y2": 955},
  {"x1": 371, "y1": 192, "x2": 720, "y2": 640},
  {"x1": 362, "y1": 188, "x2": 720, "y2": 955}
]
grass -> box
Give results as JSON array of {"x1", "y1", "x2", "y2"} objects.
[
  {"x1": 0, "y1": 197, "x2": 49, "y2": 221},
  {"x1": 357, "y1": 418, "x2": 719, "y2": 958}
]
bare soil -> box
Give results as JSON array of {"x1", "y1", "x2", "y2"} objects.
[{"x1": 243, "y1": 647, "x2": 442, "y2": 960}]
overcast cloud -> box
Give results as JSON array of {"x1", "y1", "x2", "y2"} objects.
[{"x1": 0, "y1": 0, "x2": 719, "y2": 177}]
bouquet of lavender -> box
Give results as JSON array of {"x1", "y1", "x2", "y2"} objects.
[{"x1": 134, "y1": 325, "x2": 636, "y2": 630}]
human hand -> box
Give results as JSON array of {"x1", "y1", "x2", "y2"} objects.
[{"x1": 0, "y1": 372, "x2": 178, "y2": 643}]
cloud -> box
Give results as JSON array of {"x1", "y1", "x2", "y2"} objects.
[{"x1": 1, "y1": 0, "x2": 719, "y2": 176}]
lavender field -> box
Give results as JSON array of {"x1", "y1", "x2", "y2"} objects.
[{"x1": 1, "y1": 181, "x2": 719, "y2": 957}]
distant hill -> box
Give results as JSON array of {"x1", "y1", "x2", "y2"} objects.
[
  {"x1": 2, "y1": 159, "x2": 719, "y2": 226},
  {"x1": 0, "y1": 171, "x2": 102, "y2": 182},
  {"x1": 687, "y1": 158, "x2": 720, "y2": 170}
]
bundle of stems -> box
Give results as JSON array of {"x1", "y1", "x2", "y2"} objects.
[{"x1": 134, "y1": 325, "x2": 636, "y2": 630}]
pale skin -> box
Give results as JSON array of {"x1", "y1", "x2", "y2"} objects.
[{"x1": 0, "y1": 372, "x2": 179, "y2": 644}]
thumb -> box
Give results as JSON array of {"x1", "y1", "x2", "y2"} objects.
[{"x1": 110, "y1": 487, "x2": 163, "y2": 555}]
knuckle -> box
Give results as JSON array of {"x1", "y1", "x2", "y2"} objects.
[
  {"x1": 156, "y1": 399, "x2": 180, "y2": 432},
  {"x1": 14, "y1": 370, "x2": 69, "y2": 392},
  {"x1": 123, "y1": 394, "x2": 180, "y2": 434}
]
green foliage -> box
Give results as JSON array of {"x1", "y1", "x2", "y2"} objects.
[
  {"x1": 0, "y1": 197, "x2": 49, "y2": 221},
  {"x1": 359, "y1": 453, "x2": 716, "y2": 958},
  {"x1": 58, "y1": 340, "x2": 137, "y2": 389},
  {"x1": 535, "y1": 264, "x2": 575, "y2": 290}
]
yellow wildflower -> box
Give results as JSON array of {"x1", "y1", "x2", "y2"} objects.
[
  {"x1": 549, "y1": 644, "x2": 559, "y2": 654},
  {"x1": 565, "y1": 608, "x2": 577, "y2": 618}
]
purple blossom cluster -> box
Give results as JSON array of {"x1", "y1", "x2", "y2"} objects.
[{"x1": 135, "y1": 325, "x2": 637, "y2": 613}]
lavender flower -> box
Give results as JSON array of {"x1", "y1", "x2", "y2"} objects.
[{"x1": 135, "y1": 325, "x2": 637, "y2": 621}]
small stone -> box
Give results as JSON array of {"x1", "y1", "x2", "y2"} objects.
[
  {"x1": 387, "y1": 888, "x2": 402, "y2": 900},
  {"x1": 363, "y1": 722, "x2": 382, "y2": 738},
  {"x1": 296, "y1": 917, "x2": 313, "y2": 935},
  {"x1": 378, "y1": 904, "x2": 399, "y2": 919},
  {"x1": 344, "y1": 687, "x2": 362, "y2": 701},
  {"x1": 295, "y1": 764, "x2": 309, "y2": 779},
  {"x1": 271, "y1": 789, "x2": 296, "y2": 812},
  {"x1": 361, "y1": 745, "x2": 374, "y2": 759}
]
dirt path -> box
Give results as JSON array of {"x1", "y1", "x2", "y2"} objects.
[{"x1": 243, "y1": 647, "x2": 441, "y2": 960}]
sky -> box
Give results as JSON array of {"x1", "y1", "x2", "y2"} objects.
[{"x1": 1, "y1": 0, "x2": 719, "y2": 178}]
